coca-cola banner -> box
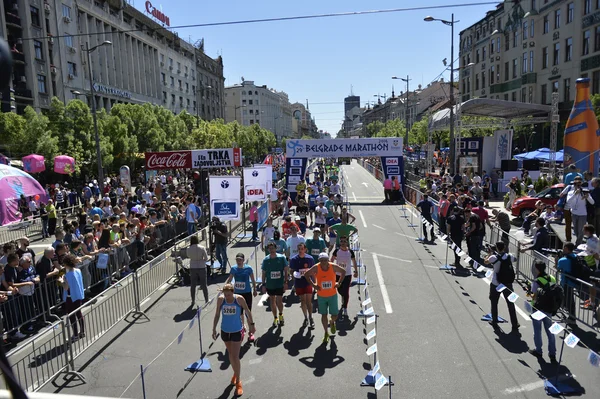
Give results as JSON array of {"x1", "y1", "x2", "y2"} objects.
[
  {"x1": 191, "y1": 148, "x2": 242, "y2": 169},
  {"x1": 145, "y1": 151, "x2": 192, "y2": 170}
]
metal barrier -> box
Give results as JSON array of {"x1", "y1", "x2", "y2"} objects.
[{"x1": 0, "y1": 205, "x2": 82, "y2": 245}]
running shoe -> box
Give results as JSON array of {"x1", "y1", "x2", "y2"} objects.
[
  {"x1": 278, "y1": 314, "x2": 285, "y2": 326},
  {"x1": 330, "y1": 321, "x2": 336, "y2": 335},
  {"x1": 322, "y1": 332, "x2": 330, "y2": 344},
  {"x1": 235, "y1": 381, "x2": 243, "y2": 396},
  {"x1": 309, "y1": 318, "x2": 315, "y2": 329},
  {"x1": 273, "y1": 317, "x2": 278, "y2": 327},
  {"x1": 302, "y1": 318, "x2": 308, "y2": 327}
]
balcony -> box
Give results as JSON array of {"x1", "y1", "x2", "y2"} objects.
[
  {"x1": 5, "y1": 12, "x2": 22, "y2": 28},
  {"x1": 14, "y1": 88, "x2": 32, "y2": 98},
  {"x1": 11, "y1": 51, "x2": 25, "y2": 64}
]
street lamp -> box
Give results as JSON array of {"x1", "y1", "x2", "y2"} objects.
[
  {"x1": 234, "y1": 104, "x2": 246, "y2": 122},
  {"x1": 82, "y1": 40, "x2": 112, "y2": 194},
  {"x1": 425, "y1": 14, "x2": 458, "y2": 174},
  {"x1": 392, "y1": 75, "x2": 411, "y2": 148}
]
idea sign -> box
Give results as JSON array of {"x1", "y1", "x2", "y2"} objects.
[
  {"x1": 245, "y1": 185, "x2": 266, "y2": 201},
  {"x1": 145, "y1": 151, "x2": 192, "y2": 170}
]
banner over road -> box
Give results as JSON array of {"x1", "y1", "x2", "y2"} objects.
[{"x1": 285, "y1": 138, "x2": 403, "y2": 158}]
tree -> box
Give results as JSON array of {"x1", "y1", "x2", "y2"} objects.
[
  {"x1": 365, "y1": 120, "x2": 384, "y2": 137},
  {"x1": 0, "y1": 111, "x2": 26, "y2": 157},
  {"x1": 22, "y1": 106, "x2": 59, "y2": 161}
]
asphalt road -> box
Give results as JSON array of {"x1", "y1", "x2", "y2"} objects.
[{"x1": 36, "y1": 160, "x2": 600, "y2": 399}]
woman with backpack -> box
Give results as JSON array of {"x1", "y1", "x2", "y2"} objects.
[
  {"x1": 528, "y1": 260, "x2": 558, "y2": 364},
  {"x1": 484, "y1": 241, "x2": 520, "y2": 334}
]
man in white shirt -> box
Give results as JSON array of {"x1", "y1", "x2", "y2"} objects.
[
  {"x1": 314, "y1": 201, "x2": 328, "y2": 230},
  {"x1": 329, "y1": 181, "x2": 341, "y2": 195},
  {"x1": 562, "y1": 176, "x2": 595, "y2": 245},
  {"x1": 331, "y1": 237, "x2": 357, "y2": 320},
  {"x1": 472, "y1": 173, "x2": 482, "y2": 185},
  {"x1": 286, "y1": 225, "x2": 305, "y2": 260},
  {"x1": 484, "y1": 241, "x2": 519, "y2": 333}
]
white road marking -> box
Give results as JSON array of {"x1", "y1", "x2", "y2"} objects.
[
  {"x1": 423, "y1": 264, "x2": 442, "y2": 270},
  {"x1": 395, "y1": 232, "x2": 418, "y2": 239},
  {"x1": 372, "y1": 253, "x2": 411, "y2": 263},
  {"x1": 248, "y1": 357, "x2": 263, "y2": 365},
  {"x1": 482, "y1": 278, "x2": 529, "y2": 320},
  {"x1": 358, "y1": 210, "x2": 368, "y2": 228},
  {"x1": 347, "y1": 180, "x2": 352, "y2": 188},
  {"x1": 503, "y1": 380, "x2": 545, "y2": 394},
  {"x1": 257, "y1": 293, "x2": 269, "y2": 307},
  {"x1": 139, "y1": 298, "x2": 151, "y2": 307},
  {"x1": 372, "y1": 254, "x2": 393, "y2": 314},
  {"x1": 352, "y1": 192, "x2": 357, "y2": 202},
  {"x1": 372, "y1": 224, "x2": 386, "y2": 231},
  {"x1": 362, "y1": 182, "x2": 369, "y2": 188},
  {"x1": 244, "y1": 376, "x2": 256, "y2": 385}
]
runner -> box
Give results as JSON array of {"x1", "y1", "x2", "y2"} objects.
[
  {"x1": 225, "y1": 253, "x2": 258, "y2": 343},
  {"x1": 331, "y1": 236, "x2": 357, "y2": 320},
  {"x1": 305, "y1": 228, "x2": 327, "y2": 263},
  {"x1": 307, "y1": 188, "x2": 317, "y2": 228},
  {"x1": 260, "y1": 218, "x2": 276, "y2": 253},
  {"x1": 326, "y1": 211, "x2": 342, "y2": 253},
  {"x1": 289, "y1": 243, "x2": 315, "y2": 328},
  {"x1": 285, "y1": 225, "x2": 305, "y2": 260},
  {"x1": 314, "y1": 200, "x2": 328, "y2": 231},
  {"x1": 268, "y1": 230, "x2": 287, "y2": 255},
  {"x1": 212, "y1": 283, "x2": 255, "y2": 397},
  {"x1": 303, "y1": 252, "x2": 346, "y2": 344},
  {"x1": 261, "y1": 242, "x2": 289, "y2": 326},
  {"x1": 329, "y1": 216, "x2": 358, "y2": 248}
]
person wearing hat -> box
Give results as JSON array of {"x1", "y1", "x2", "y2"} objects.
[
  {"x1": 303, "y1": 252, "x2": 346, "y2": 344},
  {"x1": 305, "y1": 228, "x2": 327, "y2": 263},
  {"x1": 527, "y1": 184, "x2": 536, "y2": 197}
]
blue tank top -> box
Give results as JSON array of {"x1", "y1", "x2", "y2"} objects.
[
  {"x1": 221, "y1": 296, "x2": 243, "y2": 333},
  {"x1": 231, "y1": 265, "x2": 253, "y2": 293}
]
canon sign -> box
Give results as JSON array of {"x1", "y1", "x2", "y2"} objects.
[
  {"x1": 145, "y1": 151, "x2": 192, "y2": 170},
  {"x1": 145, "y1": 1, "x2": 170, "y2": 26}
]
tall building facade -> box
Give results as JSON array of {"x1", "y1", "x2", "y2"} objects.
[
  {"x1": 291, "y1": 102, "x2": 313, "y2": 138},
  {"x1": 459, "y1": 0, "x2": 600, "y2": 114},
  {"x1": 224, "y1": 80, "x2": 293, "y2": 143},
  {"x1": 0, "y1": 0, "x2": 224, "y2": 118}
]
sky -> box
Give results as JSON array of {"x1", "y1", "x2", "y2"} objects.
[{"x1": 133, "y1": 0, "x2": 501, "y2": 136}]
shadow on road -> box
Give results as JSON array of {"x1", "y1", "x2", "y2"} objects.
[{"x1": 298, "y1": 339, "x2": 345, "y2": 377}]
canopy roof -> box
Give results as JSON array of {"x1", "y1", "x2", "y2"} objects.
[{"x1": 429, "y1": 98, "x2": 553, "y2": 130}]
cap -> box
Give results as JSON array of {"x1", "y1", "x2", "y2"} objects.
[
  {"x1": 318, "y1": 252, "x2": 329, "y2": 260},
  {"x1": 528, "y1": 184, "x2": 534, "y2": 188},
  {"x1": 313, "y1": 227, "x2": 321, "y2": 232}
]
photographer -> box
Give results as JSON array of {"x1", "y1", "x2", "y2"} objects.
[
  {"x1": 211, "y1": 217, "x2": 229, "y2": 273},
  {"x1": 484, "y1": 241, "x2": 520, "y2": 333},
  {"x1": 561, "y1": 175, "x2": 595, "y2": 245}
]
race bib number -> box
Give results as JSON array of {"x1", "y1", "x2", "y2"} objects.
[
  {"x1": 222, "y1": 305, "x2": 237, "y2": 315},
  {"x1": 299, "y1": 268, "x2": 309, "y2": 276},
  {"x1": 311, "y1": 249, "x2": 320, "y2": 255},
  {"x1": 271, "y1": 271, "x2": 281, "y2": 279},
  {"x1": 322, "y1": 281, "x2": 333, "y2": 290},
  {"x1": 234, "y1": 282, "x2": 246, "y2": 291}
]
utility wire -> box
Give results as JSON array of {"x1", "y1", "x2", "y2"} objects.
[{"x1": 20, "y1": 2, "x2": 501, "y2": 41}]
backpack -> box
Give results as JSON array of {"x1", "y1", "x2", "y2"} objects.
[
  {"x1": 569, "y1": 255, "x2": 592, "y2": 282},
  {"x1": 534, "y1": 275, "x2": 564, "y2": 316},
  {"x1": 495, "y1": 252, "x2": 515, "y2": 285}
]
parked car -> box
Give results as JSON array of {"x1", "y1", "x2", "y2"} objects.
[{"x1": 511, "y1": 183, "x2": 565, "y2": 218}]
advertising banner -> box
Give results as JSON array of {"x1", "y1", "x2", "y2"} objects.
[
  {"x1": 493, "y1": 129, "x2": 513, "y2": 168},
  {"x1": 191, "y1": 148, "x2": 242, "y2": 169},
  {"x1": 257, "y1": 201, "x2": 269, "y2": 230},
  {"x1": 209, "y1": 176, "x2": 241, "y2": 221},
  {"x1": 145, "y1": 151, "x2": 192, "y2": 170},
  {"x1": 380, "y1": 156, "x2": 404, "y2": 185},
  {"x1": 285, "y1": 137, "x2": 403, "y2": 158},
  {"x1": 285, "y1": 157, "x2": 308, "y2": 194},
  {"x1": 254, "y1": 164, "x2": 273, "y2": 194},
  {"x1": 243, "y1": 166, "x2": 269, "y2": 202},
  {"x1": 119, "y1": 165, "x2": 132, "y2": 191}
]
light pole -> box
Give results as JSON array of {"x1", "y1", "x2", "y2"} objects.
[
  {"x1": 425, "y1": 14, "x2": 457, "y2": 174},
  {"x1": 82, "y1": 40, "x2": 112, "y2": 194},
  {"x1": 234, "y1": 104, "x2": 246, "y2": 122},
  {"x1": 392, "y1": 75, "x2": 411, "y2": 147}
]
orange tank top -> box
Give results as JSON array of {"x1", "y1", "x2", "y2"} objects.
[{"x1": 316, "y1": 263, "x2": 337, "y2": 297}]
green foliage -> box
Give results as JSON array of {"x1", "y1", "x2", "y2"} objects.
[
  {"x1": 365, "y1": 121, "x2": 385, "y2": 138},
  {"x1": 0, "y1": 97, "x2": 277, "y2": 177},
  {"x1": 534, "y1": 176, "x2": 549, "y2": 193}
]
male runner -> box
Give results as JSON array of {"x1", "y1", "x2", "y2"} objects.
[
  {"x1": 225, "y1": 253, "x2": 258, "y2": 342},
  {"x1": 285, "y1": 225, "x2": 305, "y2": 260},
  {"x1": 331, "y1": 237, "x2": 357, "y2": 320},
  {"x1": 305, "y1": 228, "x2": 327, "y2": 263},
  {"x1": 304, "y1": 252, "x2": 346, "y2": 343},
  {"x1": 289, "y1": 243, "x2": 315, "y2": 328},
  {"x1": 329, "y1": 216, "x2": 358, "y2": 248},
  {"x1": 261, "y1": 242, "x2": 289, "y2": 326},
  {"x1": 326, "y1": 211, "x2": 342, "y2": 253}
]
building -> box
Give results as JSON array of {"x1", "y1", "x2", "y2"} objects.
[
  {"x1": 291, "y1": 101, "x2": 314, "y2": 138},
  {"x1": 458, "y1": 0, "x2": 600, "y2": 116},
  {"x1": 224, "y1": 80, "x2": 293, "y2": 143},
  {"x1": 0, "y1": 0, "x2": 224, "y2": 118}
]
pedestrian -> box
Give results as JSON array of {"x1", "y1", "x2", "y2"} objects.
[
  {"x1": 490, "y1": 209, "x2": 511, "y2": 245},
  {"x1": 211, "y1": 283, "x2": 255, "y2": 397},
  {"x1": 556, "y1": 242, "x2": 579, "y2": 327},
  {"x1": 303, "y1": 252, "x2": 346, "y2": 344},
  {"x1": 211, "y1": 217, "x2": 229, "y2": 273},
  {"x1": 438, "y1": 194, "x2": 450, "y2": 235},
  {"x1": 289, "y1": 243, "x2": 315, "y2": 328},
  {"x1": 184, "y1": 198, "x2": 198, "y2": 235},
  {"x1": 528, "y1": 260, "x2": 558, "y2": 364},
  {"x1": 261, "y1": 242, "x2": 288, "y2": 327},
  {"x1": 464, "y1": 208, "x2": 484, "y2": 267},
  {"x1": 383, "y1": 177, "x2": 392, "y2": 203},
  {"x1": 564, "y1": 176, "x2": 594, "y2": 245},
  {"x1": 249, "y1": 201, "x2": 259, "y2": 241},
  {"x1": 417, "y1": 192, "x2": 435, "y2": 243},
  {"x1": 186, "y1": 235, "x2": 209, "y2": 307},
  {"x1": 260, "y1": 218, "x2": 276, "y2": 254},
  {"x1": 46, "y1": 200, "x2": 57, "y2": 236},
  {"x1": 226, "y1": 253, "x2": 257, "y2": 343},
  {"x1": 58, "y1": 254, "x2": 85, "y2": 340},
  {"x1": 484, "y1": 241, "x2": 520, "y2": 334},
  {"x1": 446, "y1": 207, "x2": 465, "y2": 268}
]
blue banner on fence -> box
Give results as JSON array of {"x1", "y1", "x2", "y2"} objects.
[{"x1": 257, "y1": 201, "x2": 269, "y2": 230}]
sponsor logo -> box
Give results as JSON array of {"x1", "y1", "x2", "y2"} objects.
[
  {"x1": 214, "y1": 202, "x2": 236, "y2": 216},
  {"x1": 146, "y1": 152, "x2": 190, "y2": 169},
  {"x1": 221, "y1": 180, "x2": 230, "y2": 189},
  {"x1": 145, "y1": 1, "x2": 170, "y2": 26},
  {"x1": 387, "y1": 166, "x2": 400, "y2": 175},
  {"x1": 246, "y1": 188, "x2": 264, "y2": 196},
  {"x1": 252, "y1": 170, "x2": 259, "y2": 177},
  {"x1": 291, "y1": 159, "x2": 302, "y2": 167},
  {"x1": 386, "y1": 158, "x2": 399, "y2": 165}
]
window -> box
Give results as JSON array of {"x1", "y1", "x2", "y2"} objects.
[
  {"x1": 37, "y1": 74, "x2": 47, "y2": 94},
  {"x1": 62, "y1": 4, "x2": 71, "y2": 18},
  {"x1": 552, "y1": 81, "x2": 559, "y2": 93},
  {"x1": 543, "y1": 14, "x2": 549, "y2": 34},
  {"x1": 523, "y1": 52, "x2": 528, "y2": 74},
  {"x1": 567, "y1": 2, "x2": 574, "y2": 23},
  {"x1": 594, "y1": 71, "x2": 600, "y2": 94},
  {"x1": 249, "y1": 109, "x2": 254, "y2": 114},
  {"x1": 476, "y1": 49, "x2": 480, "y2": 63},
  {"x1": 565, "y1": 38, "x2": 572, "y2": 62},
  {"x1": 584, "y1": 30, "x2": 591, "y2": 55},
  {"x1": 504, "y1": 93, "x2": 509, "y2": 101},
  {"x1": 170, "y1": 76, "x2": 174, "y2": 86},
  {"x1": 192, "y1": 85, "x2": 195, "y2": 92},
  {"x1": 512, "y1": 91, "x2": 517, "y2": 101},
  {"x1": 523, "y1": 21, "x2": 528, "y2": 40},
  {"x1": 553, "y1": 42, "x2": 560, "y2": 65},
  {"x1": 497, "y1": 37, "x2": 501, "y2": 52},
  {"x1": 595, "y1": 27, "x2": 600, "y2": 52},
  {"x1": 598, "y1": 0, "x2": 600, "y2": 10},
  {"x1": 491, "y1": 65, "x2": 495, "y2": 84},
  {"x1": 64, "y1": 35, "x2": 73, "y2": 47},
  {"x1": 482, "y1": 71, "x2": 486, "y2": 88},
  {"x1": 564, "y1": 78, "x2": 571, "y2": 102},
  {"x1": 513, "y1": 30, "x2": 519, "y2": 47},
  {"x1": 67, "y1": 61, "x2": 77, "y2": 76},
  {"x1": 163, "y1": 91, "x2": 167, "y2": 102},
  {"x1": 585, "y1": 0, "x2": 592, "y2": 15},
  {"x1": 30, "y1": 6, "x2": 40, "y2": 26},
  {"x1": 185, "y1": 82, "x2": 189, "y2": 92},
  {"x1": 491, "y1": 40, "x2": 495, "y2": 54},
  {"x1": 193, "y1": 100, "x2": 196, "y2": 110},
  {"x1": 185, "y1": 66, "x2": 188, "y2": 74},
  {"x1": 530, "y1": 51, "x2": 534, "y2": 72},
  {"x1": 505, "y1": 33, "x2": 510, "y2": 50},
  {"x1": 543, "y1": 46, "x2": 549, "y2": 68},
  {"x1": 513, "y1": 58, "x2": 518, "y2": 78},
  {"x1": 169, "y1": 57, "x2": 173, "y2": 66},
  {"x1": 554, "y1": 9, "x2": 560, "y2": 29},
  {"x1": 161, "y1": 72, "x2": 166, "y2": 83},
  {"x1": 531, "y1": 0, "x2": 537, "y2": 9},
  {"x1": 187, "y1": 99, "x2": 190, "y2": 107},
  {"x1": 171, "y1": 94, "x2": 175, "y2": 104},
  {"x1": 482, "y1": 46, "x2": 487, "y2": 60},
  {"x1": 505, "y1": 61, "x2": 509, "y2": 81},
  {"x1": 177, "y1": 62, "x2": 181, "y2": 71},
  {"x1": 521, "y1": 88, "x2": 527, "y2": 102},
  {"x1": 541, "y1": 84, "x2": 547, "y2": 104},
  {"x1": 34, "y1": 40, "x2": 43, "y2": 60},
  {"x1": 530, "y1": 20, "x2": 535, "y2": 38},
  {"x1": 249, "y1": 99, "x2": 253, "y2": 105},
  {"x1": 160, "y1": 53, "x2": 164, "y2": 62}
]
